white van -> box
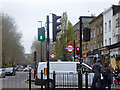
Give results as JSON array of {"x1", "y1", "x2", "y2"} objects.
[{"x1": 35, "y1": 62, "x2": 94, "y2": 88}]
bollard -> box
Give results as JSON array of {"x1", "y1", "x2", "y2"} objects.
[
  {"x1": 53, "y1": 71, "x2": 55, "y2": 89},
  {"x1": 29, "y1": 69, "x2": 31, "y2": 90},
  {"x1": 41, "y1": 70, "x2": 43, "y2": 89},
  {"x1": 85, "y1": 71, "x2": 88, "y2": 89}
]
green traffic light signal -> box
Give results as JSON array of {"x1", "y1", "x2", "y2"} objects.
[
  {"x1": 38, "y1": 27, "x2": 45, "y2": 41},
  {"x1": 40, "y1": 35, "x2": 43, "y2": 40}
]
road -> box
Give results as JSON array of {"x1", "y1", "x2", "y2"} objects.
[{"x1": 0, "y1": 71, "x2": 41, "y2": 89}]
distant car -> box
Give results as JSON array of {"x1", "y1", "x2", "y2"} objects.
[
  {"x1": 17, "y1": 68, "x2": 23, "y2": 71},
  {"x1": 23, "y1": 67, "x2": 29, "y2": 72},
  {"x1": 17, "y1": 66, "x2": 24, "y2": 71},
  {"x1": 5, "y1": 67, "x2": 16, "y2": 76},
  {"x1": 0, "y1": 68, "x2": 5, "y2": 78}
]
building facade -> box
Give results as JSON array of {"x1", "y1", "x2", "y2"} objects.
[
  {"x1": 88, "y1": 13, "x2": 103, "y2": 64},
  {"x1": 73, "y1": 16, "x2": 95, "y2": 62},
  {"x1": 102, "y1": 5, "x2": 120, "y2": 59}
]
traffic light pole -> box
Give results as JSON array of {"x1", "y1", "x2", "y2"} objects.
[
  {"x1": 47, "y1": 15, "x2": 49, "y2": 90},
  {"x1": 79, "y1": 16, "x2": 82, "y2": 89},
  {"x1": 74, "y1": 40, "x2": 75, "y2": 61},
  {"x1": 41, "y1": 42, "x2": 42, "y2": 62}
]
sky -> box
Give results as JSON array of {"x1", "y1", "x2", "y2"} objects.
[{"x1": 1, "y1": 0, "x2": 119, "y2": 53}]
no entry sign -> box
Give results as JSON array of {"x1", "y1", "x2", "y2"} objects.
[
  {"x1": 50, "y1": 53, "x2": 56, "y2": 59},
  {"x1": 66, "y1": 44, "x2": 74, "y2": 53}
]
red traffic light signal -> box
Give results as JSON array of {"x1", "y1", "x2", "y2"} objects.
[
  {"x1": 76, "y1": 47, "x2": 80, "y2": 55},
  {"x1": 76, "y1": 47, "x2": 80, "y2": 51}
]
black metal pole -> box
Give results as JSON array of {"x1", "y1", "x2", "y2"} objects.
[
  {"x1": 41, "y1": 42, "x2": 42, "y2": 62},
  {"x1": 34, "y1": 61, "x2": 36, "y2": 78},
  {"x1": 53, "y1": 71, "x2": 55, "y2": 89},
  {"x1": 34, "y1": 51, "x2": 37, "y2": 78},
  {"x1": 74, "y1": 40, "x2": 75, "y2": 62},
  {"x1": 41, "y1": 70, "x2": 43, "y2": 89},
  {"x1": 47, "y1": 15, "x2": 49, "y2": 90},
  {"x1": 85, "y1": 71, "x2": 88, "y2": 89},
  {"x1": 79, "y1": 16, "x2": 82, "y2": 89},
  {"x1": 29, "y1": 69, "x2": 31, "y2": 90}
]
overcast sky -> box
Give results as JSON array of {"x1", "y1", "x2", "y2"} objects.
[{"x1": 1, "y1": 0, "x2": 119, "y2": 53}]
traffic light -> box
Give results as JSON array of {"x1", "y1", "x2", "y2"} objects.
[
  {"x1": 52, "y1": 14, "x2": 61, "y2": 42},
  {"x1": 76, "y1": 47, "x2": 80, "y2": 55},
  {"x1": 34, "y1": 51, "x2": 37, "y2": 61},
  {"x1": 38, "y1": 27, "x2": 45, "y2": 42},
  {"x1": 83, "y1": 27, "x2": 90, "y2": 42}
]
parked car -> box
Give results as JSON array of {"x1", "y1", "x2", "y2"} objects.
[
  {"x1": 35, "y1": 62, "x2": 99, "y2": 88},
  {"x1": 5, "y1": 67, "x2": 16, "y2": 76},
  {"x1": 23, "y1": 67, "x2": 29, "y2": 72},
  {"x1": 0, "y1": 68, "x2": 5, "y2": 78}
]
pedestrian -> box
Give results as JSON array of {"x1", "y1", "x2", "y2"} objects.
[
  {"x1": 114, "y1": 65, "x2": 120, "y2": 84},
  {"x1": 91, "y1": 58, "x2": 102, "y2": 89},
  {"x1": 102, "y1": 61, "x2": 113, "y2": 90}
]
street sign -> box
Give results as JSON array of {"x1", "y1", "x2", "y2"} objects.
[
  {"x1": 50, "y1": 53, "x2": 56, "y2": 59},
  {"x1": 82, "y1": 53, "x2": 87, "y2": 58},
  {"x1": 66, "y1": 44, "x2": 74, "y2": 53},
  {"x1": 67, "y1": 53, "x2": 73, "y2": 56}
]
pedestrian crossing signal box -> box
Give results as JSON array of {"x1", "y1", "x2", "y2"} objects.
[{"x1": 44, "y1": 68, "x2": 47, "y2": 75}]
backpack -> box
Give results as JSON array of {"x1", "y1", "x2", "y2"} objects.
[{"x1": 102, "y1": 67, "x2": 109, "y2": 78}]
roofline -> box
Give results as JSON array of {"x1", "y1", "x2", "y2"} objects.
[
  {"x1": 73, "y1": 16, "x2": 96, "y2": 27},
  {"x1": 103, "y1": 5, "x2": 120, "y2": 14},
  {"x1": 89, "y1": 13, "x2": 103, "y2": 24}
]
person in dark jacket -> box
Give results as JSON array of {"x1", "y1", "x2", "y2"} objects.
[
  {"x1": 91, "y1": 58, "x2": 102, "y2": 89},
  {"x1": 102, "y1": 62, "x2": 112, "y2": 89}
]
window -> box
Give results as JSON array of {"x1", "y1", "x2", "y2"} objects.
[
  {"x1": 91, "y1": 44, "x2": 92, "y2": 51},
  {"x1": 109, "y1": 38, "x2": 111, "y2": 45},
  {"x1": 105, "y1": 39, "x2": 107, "y2": 46},
  {"x1": 116, "y1": 18, "x2": 120, "y2": 28},
  {"x1": 97, "y1": 42, "x2": 99, "y2": 48},
  {"x1": 100, "y1": 25, "x2": 102, "y2": 34},
  {"x1": 105, "y1": 23, "x2": 107, "y2": 32},
  {"x1": 97, "y1": 26, "x2": 99, "y2": 35},
  {"x1": 109, "y1": 20, "x2": 111, "y2": 31},
  {"x1": 86, "y1": 43, "x2": 88, "y2": 50},
  {"x1": 101, "y1": 41, "x2": 102, "y2": 48},
  {"x1": 94, "y1": 30, "x2": 95, "y2": 37},
  {"x1": 83, "y1": 44, "x2": 84, "y2": 51},
  {"x1": 94, "y1": 43, "x2": 95, "y2": 49},
  {"x1": 76, "y1": 33, "x2": 77, "y2": 40},
  {"x1": 91, "y1": 31, "x2": 92, "y2": 39}
]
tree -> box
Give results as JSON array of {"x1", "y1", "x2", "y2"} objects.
[
  {"x1": 31, "y1": 38, "x2": 47, "y2": 63},
  {"x1": 2, "y1": 13, "x2": 25, "y2": 67},
  {"x1": 54, "y1": 12, "x2": 75, "y2": 61}
]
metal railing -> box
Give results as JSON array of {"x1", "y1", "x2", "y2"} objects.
[{"x1": 35, "y1": 70, "x2": 92, "y2": 89}]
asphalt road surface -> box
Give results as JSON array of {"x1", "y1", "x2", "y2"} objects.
[{"x1": 0, "y1": 71, "x2": 41, "y2": 89}]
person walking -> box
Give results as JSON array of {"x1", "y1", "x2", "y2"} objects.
[
  {"x1": 91, "y1": 58, "x2": 102, "y2": 89},
  {"x1": 102, "y1": 61, "x2": 112, "y2": 90}
]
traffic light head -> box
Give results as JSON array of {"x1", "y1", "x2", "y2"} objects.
[
  {"x1": 52, "y1": 14, "x2": 61, "y2": 42},
  {"x1": 34, "y1": 51, "x2": 37, "y2": 61},
  {"x1": 76, "y1": 47, "x2": 80, "y2": 55},
  {"x1": 38, "y1": 27, "x2": 45, "y2": 42}
]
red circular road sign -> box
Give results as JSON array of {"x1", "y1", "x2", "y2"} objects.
[
  {"x1": 66, "y1": 44, "x2": 74, "y2": 53},
  {"x1": 50, "y1": 53, "x2": 56, "y2": 59}
]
